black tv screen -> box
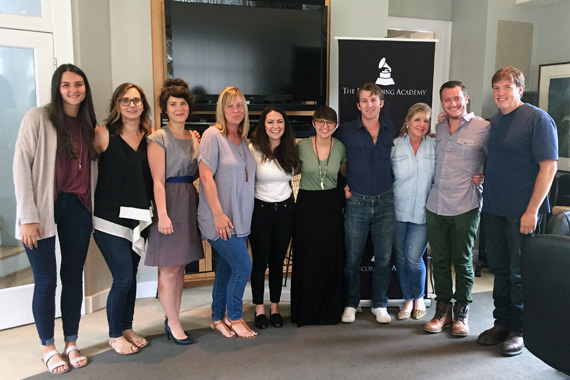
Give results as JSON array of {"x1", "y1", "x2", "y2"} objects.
[{"x1": 166, "y1": 1, "x2": 327, "y2": 108}]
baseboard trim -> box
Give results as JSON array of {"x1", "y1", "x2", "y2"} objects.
[
  {"x1": 83, "y1": 280, "x2": 158, "y2": 314},
  {"x1": 84, "y1": 288, "x2": 109, "y2": 314},
  {"x1": 136, "y1": 280, "x2": 158, "y2": 299}
]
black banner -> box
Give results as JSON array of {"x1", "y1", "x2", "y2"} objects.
[{"x1": 338, "y1": 38, "x2": 436, "y2": 127}]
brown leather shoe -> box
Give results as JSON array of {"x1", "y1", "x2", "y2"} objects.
[
  {"x1": 477, "y1": 325, "x2": 509, "y2": 346},
  {"x1": 451, "y1": 303, "x2": 469, "y2": 337},
  {"x1": 501, "y1": 333, "x2": 524, "y2": 356},
  {"x1": 424, "y1": 301, "x2": 452, "y2": 333}
]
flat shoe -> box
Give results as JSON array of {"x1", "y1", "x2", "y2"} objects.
[
  {"x1": 42, "y1": 350, "x2": 70, "y2": 375},
  {"x1": 412, "y1": 309, "x2": 427, "y2": 320},
  {"x1": 210, "y1": 320, "x2": 235, "y2": 338},
  {"x1": 109, "y1": 338, "x2": 139, "y2": 355},
  {"x1": 123, "y1": 330, "x2": 148, "y2": 348},
  {"x1": 64, "y1": 345, "x2": 88, "y2": 369},
  {"x1": 270, "y1": 313, "x2": 283, "y2": 328},
  {"x1": 397, "y1": 310, "x2": 411, "y2": 320},
  {"x1": 255, "y1": 314, "x2": 268, "y2": 329},
  {"x1": 224, "y1": 317, "x2": 258, "y2": 339}
]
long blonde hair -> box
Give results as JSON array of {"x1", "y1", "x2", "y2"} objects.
[{"x1": 215, "y1": 86, "x2": 249, "y2": 138}]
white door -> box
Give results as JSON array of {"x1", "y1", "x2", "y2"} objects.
[{"x1": 0, "y1": 27, "x2": 56, "y2": 330}]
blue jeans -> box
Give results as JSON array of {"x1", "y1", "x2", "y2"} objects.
[
  {"x1": 344, "y1": 190, "x2": 395, "y2": 308},
  {"x1": 394, "y1": 221, "x2": 427, "y2": 301},
  {"x1": 483, "y1": 212, "x2": 542, "y2": 336},
  {"x1": 209, "y1": 236, "x2": 252, "y2": 321},
  {"x1": 93, "y1": 230, "x2": 141, "y2": 338},
  {"x1": 25, "y1": 193, "x2": 92, "y2": 345}
]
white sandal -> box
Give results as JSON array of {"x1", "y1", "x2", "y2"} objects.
[
  {"x1": 42, "y1": 350, "x2": 70, "y2": 375},
  {"x1": 64, "y1": 345, "x2": 88, "y2": 368}
]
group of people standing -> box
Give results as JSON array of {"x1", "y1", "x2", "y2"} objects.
[
  {"x1": 337, "y1": 68, "x2": 557, "y2": 360},
  {"x1": 13, "y1": 63, "x2": 557, "y2": 374}
]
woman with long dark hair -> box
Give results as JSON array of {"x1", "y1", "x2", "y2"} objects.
[
  {"x1": 248, "y1": 106, "x2": 297, "y2": 329},
  {"x1": 145, "y1": 79, "x2": 204, "y2": 345},
  {"x1": 93, "y1": 83, "x2": 153, "y2": 354},
  {"x1": 14, "y1": 64, "x2": 97, "y2": 374},
  {"x1": 198, "y1": 86, "x2": 257, "y2": 339}
]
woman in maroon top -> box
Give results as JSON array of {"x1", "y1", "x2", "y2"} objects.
[{"x1": 13, "y1": 64, "x2": 97, "y2": 374}]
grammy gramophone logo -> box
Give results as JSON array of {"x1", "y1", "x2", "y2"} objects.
[{"x1": 375, "y1": 57, "x2": 395, "y2": 86}]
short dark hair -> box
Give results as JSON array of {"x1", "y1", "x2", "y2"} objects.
[
  {"x1": 439, "y1": 80, "x2": 468, "y2": 99},
  {"x1": 491, "y1": 66, "x2": 525, "y2": 90},
  {"x1": 313, "y1": 106, "x2": 338, "y2": 122},
  {"x1": 158, "y1": 78, "x2": 195, "y2": 116},
  {"x1": 357, "y1": 83, "x2": 384, "y2": 102}
]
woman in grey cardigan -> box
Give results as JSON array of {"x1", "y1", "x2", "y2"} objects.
[{"x1": 13, "y1": 64, "x2": 97, "y2": 374}]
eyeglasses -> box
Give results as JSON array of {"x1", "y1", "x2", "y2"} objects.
[
  {"x1": 119, "y1": 97, "x2": 143, "y2": 106},
  {"x1": 315, "y1": 119, "x2": 336, "y2": 127}
]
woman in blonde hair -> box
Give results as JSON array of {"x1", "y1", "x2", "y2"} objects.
[
  {"x1": 198, "y1": 86, "x2": 257, "y2": 339},
  {"x1": 391, "y1": 103, "x2": 435, "y2": 320}
]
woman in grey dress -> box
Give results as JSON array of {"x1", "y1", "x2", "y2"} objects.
[{"x1": 146, "y1": 79, "x2": 204, "y2": 344}]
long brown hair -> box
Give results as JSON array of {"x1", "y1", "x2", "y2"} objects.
[
  {"x1": 46, "y1": 64, "x2": 97, "y2": 160},
  {"x1": 251, "y1": 106, "x2": 297, "y2": 174},
  {"x1": 105, "y1": 82, "x2": 152, "y2": 137}
]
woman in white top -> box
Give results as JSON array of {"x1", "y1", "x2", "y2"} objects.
[{"x1": 248, "y1": 106, "x2": 297, "y2": 329}]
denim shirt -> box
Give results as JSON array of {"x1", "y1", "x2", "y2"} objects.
[
  {"x1": 334, "y1": 115, "x2": 398, "y2": 196},
  {"x1": 426, "y1": 113, "x2": 490, "y2": 216},
  {"x1": 391, "y1": 135, "x2": 436, "y2": 224}
]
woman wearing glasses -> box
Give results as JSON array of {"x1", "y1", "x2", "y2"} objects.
[
  {"x1": 198, "y1": 86, "x2": 257, "y2": 339},
  {"x1": 14, "y1": 64, "x2": 96, "y2": 374},
  {"x1": 93, "y1": 83, "x2": 153, "y2": 354},
  {"x1": 145, "y1": 79, "x2": 204, "y2": 345},
  {"x1": 291, "y1": 106, "x2": 347, "y2": 326},
  {"x1": 248, "y1": 106, "x2": 297, "y2": 329}
]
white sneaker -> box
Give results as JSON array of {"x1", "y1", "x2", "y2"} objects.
[
  {"x1": 341, "y1": 307, "x2": 357, "y2": 323},
  {"x1": 371, "y1": 307, "x2": 391, "y2": 324}
]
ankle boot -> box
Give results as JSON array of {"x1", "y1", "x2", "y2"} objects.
[
  {"x1": 452, "y1": 302, "x2": 469, "y2": 337},
  {"x1": 424, "y1": 301, "x2": 452, "y2": 333}
]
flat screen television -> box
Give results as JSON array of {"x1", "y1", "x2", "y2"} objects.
[{"x1": 165, "y1": 0, "x2": 328, "y2": 111}]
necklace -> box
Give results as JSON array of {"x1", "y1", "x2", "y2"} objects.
[
  {"x1": 314, "y1": 137, "x2": 332, "y2": 190},
  {"x1": 77, "y1": 130, "x2": 83, "y2": 170},
  {"x1": 235, "y1": 141, "x2": 249, "y2": 182}
]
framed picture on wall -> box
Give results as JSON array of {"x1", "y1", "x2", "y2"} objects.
[{"x1": 539, "y1": 62, "x2": 570, "y2": 171}]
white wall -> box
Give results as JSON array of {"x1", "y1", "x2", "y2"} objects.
[
  {"x1": 447, "y1": 0, "x2": 570, "y2": 119},
  {"x1": 449, "y1": 0, "x2": 489, "y2": 117},
  {"x1": 530, "y1": 0, "x2": 570, "y2": 89},
  {"x1": 389, "y1": 0, "x2": 452, "y2": 21},
  {"x1": 329, "y1": 0, "x2": 389, "y2": 111},
  {"x1": 71, "y1": 0, "x2": 157, "y2": 302}
]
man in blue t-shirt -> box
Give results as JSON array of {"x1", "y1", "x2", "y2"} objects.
[
  {"x1": 477, "y1": 66, "x2": 558, "y2": 357},
  {"x1": 334, "y1": 83, "x2": 398, "y2": 324}
]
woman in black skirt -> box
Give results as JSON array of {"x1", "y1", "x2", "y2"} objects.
[{"x1": 291, "y1": 106, "x2": 347, "y2": 326}]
